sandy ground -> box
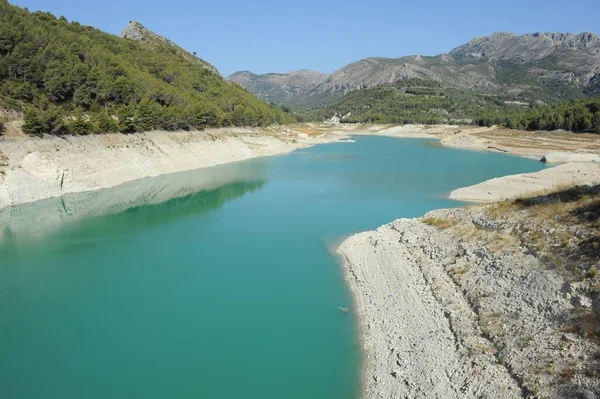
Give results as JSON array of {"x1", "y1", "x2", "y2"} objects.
[{"x1": 450, "y1": 162, "x2": 600, "y2": 203}]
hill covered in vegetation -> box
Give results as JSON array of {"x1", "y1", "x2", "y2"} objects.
[
  {"x1": 0, "y1": 1, "x2": 295, "y2": 135},
  {"x1": 475, "y1": 97, "x2": 600, "y2": 133},
  {"x1": 306, "y1": 79, "x2": 521, "y2": 125},
  {"x1": 306, "y1": 78, "x2": 600, "y2": 133}
]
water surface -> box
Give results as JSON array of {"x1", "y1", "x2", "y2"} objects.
[{"x1": 0, "y1": 137, "x2": 546, "y2": 398}]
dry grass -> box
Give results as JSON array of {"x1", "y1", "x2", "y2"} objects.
[
  {"x1": 527, "y1": 201, "x2": 574, "y2": 221},
  {"x1": 422, "y1": 216, "x2": 456, "y2": 230},
  {"x1": 486, "y1": 200, "x2": 519, "y2": 218},
  {"x1": 479, "y1": 313, "x2": 507, "y2": 338},
  {"x1": 293, "y1": 123, "x2": 331, "y2": 136},
  {"x1": 450, "y1": 265, "x2": 470, "y2": 277},
  {"x1": 486, "y1": 232, "x2": 517, "y2": 252},
  {"x1": 558, "y1": 365, "x2": 577, "y2": 384},
  {"x1": 515, "y1": 183, "x2": 578, "y2": 202},
  {"x1": 465, "y1": 341, "x2": 497, "y2": 357},
  {"x1": 517, "y1": 335, "x2": 534, "y2": 349},
  {"x1": 578, "y1": 310, "x2": 600, "y2": 342},
  {"x1": 560, "y1": 309, "x2": 600, "y2": 343},
  {"x1": 0, "y1": 151, "x2": 8, "y2": 176},
  {"x1": 454, "y1": 225, "x2": 484, "y2": 240},
  {"x1": 0, "y1": 116, "x2": 6, "y2": 132}
]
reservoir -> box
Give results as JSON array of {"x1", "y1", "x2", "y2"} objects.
[{"x1": 0, "y1": 137, "x2": 546, "y2": 398}]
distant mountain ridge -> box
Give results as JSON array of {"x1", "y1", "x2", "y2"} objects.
[
  {"x1": 233, "y1": 31, "x2": 600, "y2": 109},
  {"x1": 305, "y1": 31, "x2": 600, "y2": 107},
  {"x1": 227, "y1": 69, "x2": 329, "y2": 105}
]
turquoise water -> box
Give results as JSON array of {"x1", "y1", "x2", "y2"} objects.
[{"x1": 0, "y1": 137, "x2": 546, "y2": 398}]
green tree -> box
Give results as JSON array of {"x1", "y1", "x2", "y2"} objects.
[
  {"x1": 67, "y1": 107, "x2": 93, "y2": 134},
  {"x1": 117, "y1": 105, "x2": 138, "y2": 133},
  {"x1": 23, "y1": 107, "x2": 43, "y2": 135},
  {"x1": 0, "y1": 1, "x2": 295, "y2": 136},
  {"x1": 92, "y1": 111, "x2": 119, "y2": 133}
]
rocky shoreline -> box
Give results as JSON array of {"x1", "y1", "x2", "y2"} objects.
[{"x1": 339, "y1": 188, "x2": 600, "y2": 398}]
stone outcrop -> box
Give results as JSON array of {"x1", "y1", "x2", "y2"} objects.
[{"x1": 121, "y1": 21, "x2": 220, "y2": 75}]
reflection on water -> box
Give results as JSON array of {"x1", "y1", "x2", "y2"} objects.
[
  {"x1": 0, "y1": 160, "x2": 268, "y2": 245},
  {"x1": 1, "y1": 180, "x2": 265, "y2": 259}
]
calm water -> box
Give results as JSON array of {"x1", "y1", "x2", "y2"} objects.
[{"x1": 0, "y1": 137, "x2": 545, "y2": 398}]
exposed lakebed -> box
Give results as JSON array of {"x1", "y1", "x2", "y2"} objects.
[{"x1": 0, "y1": 137, "x2": 546, "y2": 398}]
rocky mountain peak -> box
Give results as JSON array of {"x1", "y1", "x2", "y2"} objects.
[
  {"x1": 121, "y1": 21, "x2": 220, "y2": 75},
  {"x1": 449, "y1": 31, "x2": 600, "y2": 64},
  {"x1": 121, "y1": 21, "x2": 148, "y2": 42},
  {"x1": 229, "y1": 70, "x2": 257, "y2": 78},
  {"x1": 529, "y1": 31, "x2": 600, "y2": 49}
]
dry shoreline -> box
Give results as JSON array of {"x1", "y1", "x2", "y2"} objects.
[
  {"x1": 2, "y1": 123, "x2": 600, "y2": 210},
  {"x1": 450, "y1": 162, "x2": 600, "y2": 203},
  {"x1": 338, "y1": 198, "x2": 600, "y2": 398},
  {"x1": 0, "y1": 125, "x2": 346, "y2": 210}
]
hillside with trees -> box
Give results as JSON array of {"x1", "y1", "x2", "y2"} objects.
[
  {"x1": 475, "y1": 97, "x2": 600, "y2": 133},
  {"x1": 0, "y1": 0, "x2": 295, "y2": 136},
  {"x1": 308, "y1": 79, "x2": 524, "y2": 125},
  {"x1": 308, "y1": 78, "x2": 600, "y2": 133}
]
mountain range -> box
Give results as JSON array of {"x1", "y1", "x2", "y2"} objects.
[
  {"x1": 228, "y1": 32, "x2": 600, "y2": 110},
  {"x1": 227, "y1": 70, "x2": 329, "y2": 105}
]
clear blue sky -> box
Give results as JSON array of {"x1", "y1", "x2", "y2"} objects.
[{"x1": 9, "y1": 0, "x2": 600, "y2": 77}]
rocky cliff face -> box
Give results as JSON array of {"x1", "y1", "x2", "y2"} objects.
[
  {"x1": 121, "y1": 21, "x2": 220, "y2": 76},
  {"x1": 451, "y1": 32, "x2": 600, "y2": 63},
  {"x1": 294, "y1": 31, "x2": 600, "y2": 108},
  {"x1": 227, "y1": 69, "x2": 329, "y2": 105}
]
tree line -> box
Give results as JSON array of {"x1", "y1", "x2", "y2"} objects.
[
  {"x1": 474, "y1": 97, "x2": 600, "y2": 133},
  {"x1": 0, "y1": 1, "x2": 295, "y2": 136}
]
